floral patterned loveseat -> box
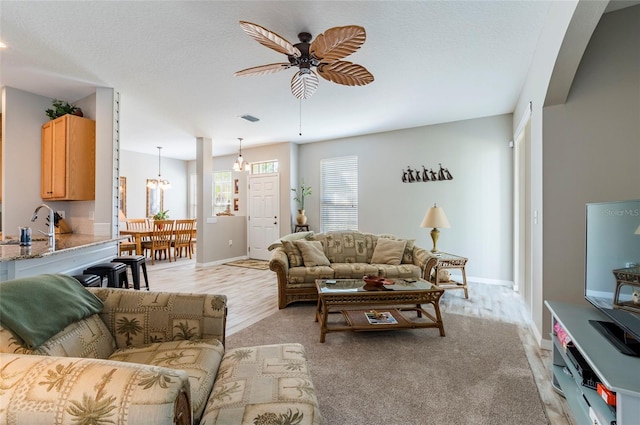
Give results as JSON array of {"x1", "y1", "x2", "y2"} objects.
[
  {"x1": 269, "y1": 230, "x2": 432, "y2": 309},
  {"x1": 0, "y1": 274, "x2": 321, "y2": 425}
]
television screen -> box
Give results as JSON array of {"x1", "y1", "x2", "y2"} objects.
[{"x1": 585, "y1": 200, "x2": 640, "y2": 356}]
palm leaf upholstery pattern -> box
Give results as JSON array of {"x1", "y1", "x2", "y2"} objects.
[
  {"x1": 0, "y1": 287, "x2": 227, "y2": 424},
  {"x1": 199, "y1": 343, "x2": 321, "y2": 425},
  {"x1": 0, "y1": 353, "x2": 190, "y2": 424},
  {"x1": 0, "y1": 284, "x2": 320, "y2": 424}
]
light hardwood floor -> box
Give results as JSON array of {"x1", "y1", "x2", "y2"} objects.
[{"x1": 140, "y1": 256, "x2": 573, "y2": 425}]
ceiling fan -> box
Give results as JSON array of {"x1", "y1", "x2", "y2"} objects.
[{"x1": 235, "y1": 21, "x2": 374, "y2": 99}]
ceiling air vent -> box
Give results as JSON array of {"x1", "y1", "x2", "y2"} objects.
[{"x1": 240, "y1": 114, "x2": 260, "y2": 123}]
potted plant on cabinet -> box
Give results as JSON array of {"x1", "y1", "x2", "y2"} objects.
[
  {"x1": 291, "y1": 183, "x2": 311, "y2": 225},
  {"x1": 45, "y1": 99, "x2": 84, "y2": 120}
]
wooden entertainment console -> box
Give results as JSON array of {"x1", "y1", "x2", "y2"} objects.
[{"x1": 545, "y1": 301, "x2": 640, "y2": 425}]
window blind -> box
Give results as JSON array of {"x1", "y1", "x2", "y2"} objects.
[{"x1": 320, "y1": 156, "x2": 358, "y2": 232}]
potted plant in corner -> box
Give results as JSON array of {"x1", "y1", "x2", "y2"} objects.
[{"x1": 291, "y1": 183, "x2": 311, "y2": 225}]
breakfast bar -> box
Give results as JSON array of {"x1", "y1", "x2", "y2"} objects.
[{"x1": 0, "y1": 234, "x2": 119, "y2": 282}]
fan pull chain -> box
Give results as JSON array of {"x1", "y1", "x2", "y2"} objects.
[{"x1": 299, "y1": 99, "x2": 303, "y2": 136}]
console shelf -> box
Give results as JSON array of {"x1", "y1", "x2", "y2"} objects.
[{"x1": 545, "y1": 301, "x2": 640, "y2": 425}]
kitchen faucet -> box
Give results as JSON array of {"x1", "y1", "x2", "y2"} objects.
[{"x1": 31, "y1": 204, "x2": 56, "y2": 250}]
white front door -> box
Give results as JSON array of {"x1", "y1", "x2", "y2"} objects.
[{"x1": 248, "y1": 174, "x2": 280, "y2": 260}]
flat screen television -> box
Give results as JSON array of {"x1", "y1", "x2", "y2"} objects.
[{"x1": 584, "y1": 199, "x2": 640, "y2": 356}]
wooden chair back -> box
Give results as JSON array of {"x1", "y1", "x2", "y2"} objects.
[
  {"x1": 143, "y1": 220, "x2": 174, "y2": 264},
  {"x1": 126, "y1": 219, "x2": 149, "y2": 231},
  {"x1": 126, "y1": 218, "x2": 151, "y2": 243},
  {"x1": 151, "y1": 220, "x2": 174, "y2": 247},
  {"x1": 172, "y1": 219, "x2": 196, "y2": 260}
]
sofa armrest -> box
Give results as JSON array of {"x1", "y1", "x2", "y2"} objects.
[
  {"x1": 412, "y1": 246, "x2": 432, "y2": 279},
  {"x1": 0, "y1": 352, "x2": 191, "y2": 425},
  {"x1": 88, "y1": 288, "x2": 227, "y2": 348},
  {"x1": 269, "y1": 247, "x2": 290, "y2": 309},
  {"x1": 269, "y1": 246, "x2": 289, "y2": 273}
]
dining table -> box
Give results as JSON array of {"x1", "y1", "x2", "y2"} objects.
[
  {"x1": 119, "y1": 228, "x2": 197, "y2": 257},
  {"x1": 119, "y1": 228, "x2": 154, "y2": 256}
]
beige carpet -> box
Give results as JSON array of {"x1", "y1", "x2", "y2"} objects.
[
  {"x1": 223, "y1": 259, "x2": 270, "y2": 270},
  {"x1": 227, "y1": 304, "x2": 549, "y2": 425}
]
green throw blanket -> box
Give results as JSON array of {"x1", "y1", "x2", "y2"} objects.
[{"x1": 0, "y1": 274, "x2": 104, "y2": 348}]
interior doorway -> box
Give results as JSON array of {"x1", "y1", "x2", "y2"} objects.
[
  {"x1": 513, "y1": 118, "x2": 533, "y2": 315},
  {"x1": 248, "y1": 174, "x2": 280, "y2": 260}
]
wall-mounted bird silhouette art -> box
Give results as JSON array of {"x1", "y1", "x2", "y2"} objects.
[{"x1": 400, "y1": 163, "x2": 453, "y2": 183}]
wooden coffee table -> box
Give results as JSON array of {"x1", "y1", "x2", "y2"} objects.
[{"x1": 315, "y1": 278, "x2": 445, "y2": 342}]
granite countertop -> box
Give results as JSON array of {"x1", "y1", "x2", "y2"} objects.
[{"x1": 0, "y1": 234, "x2": 118, "y2": 262}]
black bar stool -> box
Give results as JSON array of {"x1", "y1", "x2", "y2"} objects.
[
  {"x1": 83, "y1": 262, "x2": 128, "y2": 288},
  {"x1": 112, "y1": 255, "x2": 149, "y2": 290},
  {"x1": 72, "y1": 274, "x2": 101, "y2": 287}
]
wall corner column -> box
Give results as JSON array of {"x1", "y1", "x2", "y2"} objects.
[{"x1": 195, "y1": 137, "x2": 212, "y2": 264}]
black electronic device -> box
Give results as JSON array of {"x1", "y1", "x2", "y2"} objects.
[
  {"x1": 565, "y1": 343, "x2": 601, "y2": 390},
  {"x1": 584, "y1": 199, "x2": 640, "y2": 357}
]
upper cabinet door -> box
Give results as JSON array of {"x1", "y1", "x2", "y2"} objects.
[{"x1": 41, "y1": 114, "x2": 95, "y2": 201}]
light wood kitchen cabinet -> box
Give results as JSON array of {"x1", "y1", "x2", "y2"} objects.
[{"x1": 41, "y1": 114, "x2": 95, "y2": 200}]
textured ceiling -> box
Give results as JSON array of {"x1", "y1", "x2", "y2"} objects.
[{"x1": 1, "y1": 1, "x2": 563, "y2": 160}]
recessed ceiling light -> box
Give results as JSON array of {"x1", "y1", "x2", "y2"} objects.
[{"x1": 240, "y1": 114, "x2": 260, "y2": 123}]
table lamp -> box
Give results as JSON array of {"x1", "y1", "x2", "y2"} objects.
[{"x1": 420, "y1": 204, "x2": 450, "y2": 252}]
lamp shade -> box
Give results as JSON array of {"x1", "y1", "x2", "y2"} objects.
[{"x1": 420, "y1": 204, "x2": 451, "y2": 229}]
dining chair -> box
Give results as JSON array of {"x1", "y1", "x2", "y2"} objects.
[
  {"x1": 126, "y1": 218, "x2": 151, "y2": 247},
  {"x1": 125, "y1": 218, "x2": 148, "y2": 230},
  {"x1": 119, "y1": 235, "x2": 136, "y2": 255},
  {"x1": 172, "y1": 219, "x2": 196, "y2": 261},
  {"x1": 141, "y1": 220, "x2": 175, "y2": 265}
]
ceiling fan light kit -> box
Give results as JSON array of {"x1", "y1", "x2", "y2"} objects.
[{"x1": 236, "y1": 21, "x2": 374, "y2": 99}]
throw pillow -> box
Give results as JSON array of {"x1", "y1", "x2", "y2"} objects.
[
  {"x1": 370, "y1": 238, "x2": 407, "y2": 265},
  {"x1": 402, "y1": 239, "x2": 416, "y2": 263},
  {"x1": 295, "y1": 240, "x2": 331, "y2": 267},
  {"x1": 281, "y1": 240, "x2": 304, "y2": 267}
]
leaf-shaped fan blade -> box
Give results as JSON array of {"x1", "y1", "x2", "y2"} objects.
[
  {"x1": 310, "y1": 25, "x2": 366, "y2": 62},
  {"x1": 235, "y1": 63, "x2": 292, "y2": 77},
  {"x1": 239, "y1": 21, "x2": 301, "y2": 58},
  {"x1": 317, "y1": 61, "x2": 374, "y2": 86},
  {"x1": 291, "y1": 70, "x2": 319, "y2": 99}
]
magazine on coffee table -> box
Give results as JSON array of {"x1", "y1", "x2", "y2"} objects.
[{"x1": 365, "y1": 311, "x2": 398, "y2": 325}]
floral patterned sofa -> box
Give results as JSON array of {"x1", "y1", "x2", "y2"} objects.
[
  {"x1": 269, "y1": 230, "x2": 433, "y2": 309},
  {"x1": 0, "y1": 274, "x2": 321, "y2": 425}
]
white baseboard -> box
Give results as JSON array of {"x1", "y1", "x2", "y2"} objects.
[
  {"x1": 462, "y1": 274, "x2": 514, "y2": 287},
  {"x1": 196, "y1": 255, "x2": 249, "y2": 268}
]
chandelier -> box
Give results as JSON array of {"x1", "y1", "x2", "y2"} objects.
[
  {"x1": 233, "y1": 138, "x2": 250, "y2": 172},
  {"x1": 147, "y1": 146, "x2": 171, "y2": 190}
]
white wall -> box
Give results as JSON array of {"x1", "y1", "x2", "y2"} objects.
[
  {"x1": 513, "y1": 0, "x2": 579, "y2": 343},
  {"x1": 542, "y1": 6, "x2": 640, "y2": 330},
  {"x1": 120, "y1": 150, "x2": 188, "y2": 219},
  {"x1": 299, "y1": 114, "x2": 514, "y2": 283},
  {"x1": 1, "y1": 87, "x2": 112, "y2": 237},
  {"x1": 184, "y1": 141, "x2": 295, "y2": 263},
  {"x1": 2, "y1": 87, "x2": 52, "y2": 235}
]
